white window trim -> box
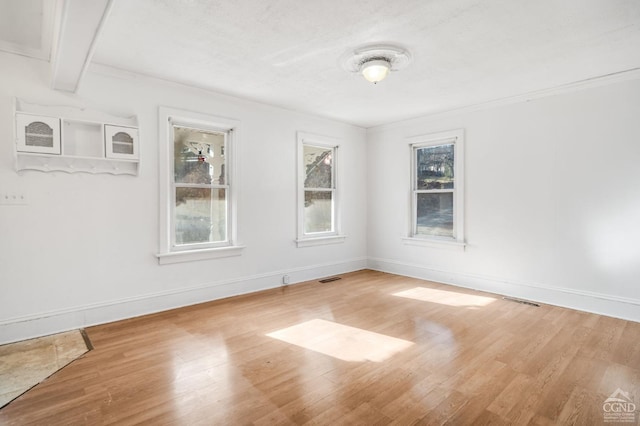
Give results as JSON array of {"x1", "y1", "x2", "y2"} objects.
[
  {"x1": 406, "y1": 129, "x2": 465, "y2": 250},
  {"x1": 296, "y1": 132, "x2": 346, "y2": 248},
  {"x1": 156, "y1": 106, "x2": 244, "y2": 264},
  {"x1": 296, "y1": 235, "x2": 346, "y2": 248},
  {"x1": 157, "y1": 246, "x2": 244, "y2": 265}
]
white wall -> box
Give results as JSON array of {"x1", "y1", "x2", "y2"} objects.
[
  {"x1": 2, "y1": 51, "x2": 638, "y2": 344},
  {"x1": 0, "y1": 52, "x2": 367, "y2": 344},
  {"x1": 367, "y1": 77, "x2": 640, "y2": 322}
]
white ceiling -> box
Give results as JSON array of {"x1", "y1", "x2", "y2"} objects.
[
  {"x1": 2, "y1": 0, "x2": 640, "y2": 128},
  {"x1": 0, "y1": 0, "x2": 55, "y2": 60}
]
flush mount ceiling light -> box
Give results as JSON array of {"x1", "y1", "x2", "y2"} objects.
[
  {"x1": 341, "y1": 44, "x2": 412, "y2": 84},
  {"x1": 360, "y1": 59, "x2": 391, "y2": 83}
]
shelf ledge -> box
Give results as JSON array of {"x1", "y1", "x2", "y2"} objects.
[{"x1": 16, "y1": 153, "x2": 138, "y2": 175}]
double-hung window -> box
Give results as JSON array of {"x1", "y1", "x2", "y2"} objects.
[
  {"x1": 296, "y1": 132, "x2": 345, "y2": 247},
  {"x1": 157, "y1": 107, "x2": 242, "y2": 264},
  {"x1": 172, "y1": 125, "x2": 228, "y2": 248},
  {"x1": 407, "y1": 129, "x2": 465, "y2": 249}
]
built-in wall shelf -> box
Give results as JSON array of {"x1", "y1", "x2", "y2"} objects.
[
  {"x1": 14, "y1": 99, "x2": 139, "y2": 176},
  {"x1": 15, "y1": 152, "x2": 139, "y2": 175}
]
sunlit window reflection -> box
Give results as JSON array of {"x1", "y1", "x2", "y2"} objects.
[
  {"x1": 392, "y1": 287, "x2": 495, "y2": 307},
  {"x1": 266, "y1": 319, "x2": 413, "y2": 362}
]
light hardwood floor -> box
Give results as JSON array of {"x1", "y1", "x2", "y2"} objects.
[{"x1": 1, "y1": 270, "x2": 638, "y2": 425}]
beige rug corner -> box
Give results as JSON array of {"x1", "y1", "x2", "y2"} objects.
[{"x1": 0, "y1": 330, "x2": 90, "y2": 409}]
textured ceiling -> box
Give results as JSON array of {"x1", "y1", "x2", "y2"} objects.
[
  {"x1": 0, "y1": 0, "x2": 54, "y2": 60},
  {"x1": 2, "y1": 0, "x2": 640, "y2": 128}
]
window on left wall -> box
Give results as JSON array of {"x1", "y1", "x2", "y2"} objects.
[
  {"x1": 173, "y1": 125, "x2": 228, "y2": 247},
  {"x1": 157, "y1": 107, "x2": 243, "y2": 264}
]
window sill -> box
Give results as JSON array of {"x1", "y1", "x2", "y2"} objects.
[
  {"x1": 156, "y1": 245, "x2": 245, "y2": 265},
  {"x1": 296, "y1": 235, "x2": 346, "y2": 248},
  {"x1": 402, "y1": 237, "x2": 466, "y2": 251}
]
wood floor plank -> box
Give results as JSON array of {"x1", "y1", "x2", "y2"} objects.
[
  {"x1": 487, "y1": 372, "x2": 534, "y2": 418},
  {"x1": 441, "y1": 364, "x2": 515, "y2": 425},
  {"x1": 534, "y1": 355, "x2": 608, "y2": 421},
  {"x1": 554, "y1": 385, "x2": 603, "y2": 425},
  {"x1": 612, "y1": 321, "x2": 640, "y2": 368},
  {"x1": 0, "y1": 270, "x2": 638, "y2": 425}
]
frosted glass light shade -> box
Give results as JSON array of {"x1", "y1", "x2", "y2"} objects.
[{"x1": 360, "y1": 59, "x2": 391, "y2": 83}]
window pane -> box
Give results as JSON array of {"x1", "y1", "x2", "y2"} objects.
[
  {"x1": 174, "y1": 126, "x2": 226, "y2": 185},
  {"x1": 304, "y1": 145, "x2": 332, "y2": 189},
  {"x1": 416, "y1": 144, "x2": 454, "y2": 190},
  {"x1": 304, "y1": 190, "x2": 333, "y2": 233},
  {"x1": 416, "y1": 192, "x2": 453, "y2": 237},
  {"x1": 175, "y1": 187, "x2": 226, "y2": 245}
]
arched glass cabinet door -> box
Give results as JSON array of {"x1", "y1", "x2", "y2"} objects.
[
  {"x1": 16, "y1": 113, "x2": 61, "y2": 154},
  {"x1": 104, "y1": 125, "x2": 139, "y2": 160}
]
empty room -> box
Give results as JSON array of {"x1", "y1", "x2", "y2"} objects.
[{"x1": 0, "y1": 0, "x2": 639, "y2": 424}]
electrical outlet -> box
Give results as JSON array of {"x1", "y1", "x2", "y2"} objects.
[
  {"x1": 0, "y1": 193, "x2": 27, "y2": 206},
  {"x1": 282, "y1": 275, "x2": 290, "y2": 285}
]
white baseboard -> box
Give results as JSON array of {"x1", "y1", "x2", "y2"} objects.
[
  {"x1": 5, "y1": 255, "x2": 635, "y2": 345},
  {"x1": 0, "y1": 257, "x2": 367, "y2": 345},
  {"x1": 368, "y1": 257, "x2": 640, "y2": 323}
]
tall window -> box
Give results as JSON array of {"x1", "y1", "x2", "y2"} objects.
[
  {"x1": 410, "y1": 129, "x2": 464, "y2": 246},
  {"x1": 172, "y1": 125, "x2": 228, "y2": 248},
  {"x1": 297, "y1": 132, "x2": 344, "y2": 247},
  {"x1": 157, "y1": 107, "x2": 242, "y2": 264}
]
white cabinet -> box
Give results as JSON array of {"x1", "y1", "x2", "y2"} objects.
[
  {"x1": 16, "y1": 114, "x2": 61, "y2": 155},
  {"x1": 14, "y1": 99, "x2": 139, "y2": 176},
  {"x1": 105, "y1": 125, "x2": 138, "y2": 160}
]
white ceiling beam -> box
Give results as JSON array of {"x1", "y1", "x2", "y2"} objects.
[{"x1": 50, "y1": 0, "x2": 114, "y2": 93}]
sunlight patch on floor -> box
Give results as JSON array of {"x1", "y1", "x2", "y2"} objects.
[
  {"x1": 266, "y1": 319, "x2": 413, "y2": 362},
  {"x1": 393, "y1": 287, "x2": 496, "y2": 307}
]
